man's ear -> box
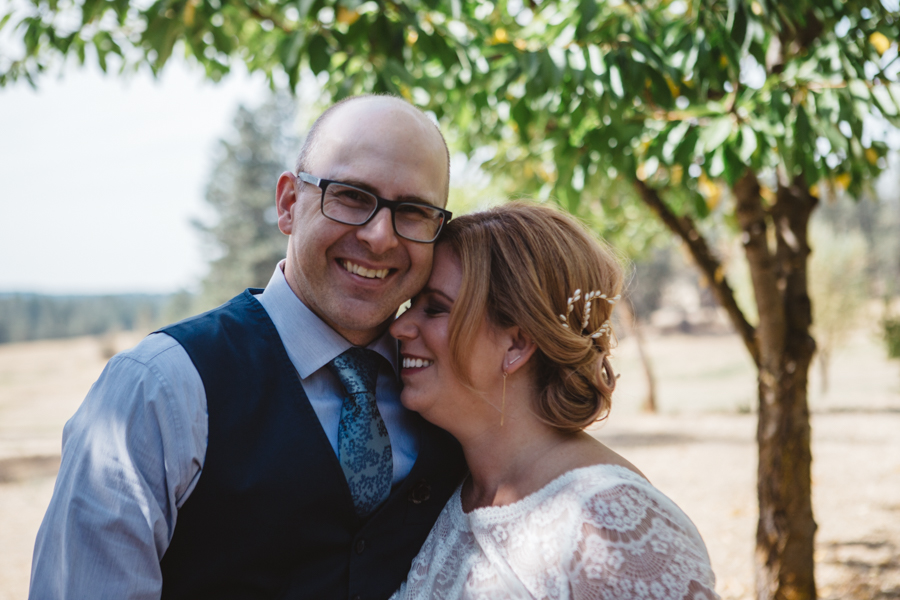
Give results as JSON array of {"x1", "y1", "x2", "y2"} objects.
[
  {"x1": 504, "y1": 327, "x2": 537, "y2": 374},
  {"x1": 276, "y1": 172, "x2": 298, "y2": 235}
]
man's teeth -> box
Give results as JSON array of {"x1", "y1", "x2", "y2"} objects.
[
  {"x1": 403, "y1": 357, "x2": 434, "y2": 369},
  {"x1": 342, "y1": 260, "x2": 388, "y2": 279}
]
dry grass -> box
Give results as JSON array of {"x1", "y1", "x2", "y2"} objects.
[{"x1": 0, "y1": 326, "x2": 898, "y2": 599}]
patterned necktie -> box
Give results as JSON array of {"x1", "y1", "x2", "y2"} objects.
[{"x1": 327, "y1": 347, "x2": 393, "y2": 517}]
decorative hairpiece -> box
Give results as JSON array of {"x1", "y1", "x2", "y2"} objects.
[{"x1": 558, "y1": 288, "x2": 621, "y2": 339}]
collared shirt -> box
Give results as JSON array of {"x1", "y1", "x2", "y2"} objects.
[{"x1": 29, "y1": 263, "x2": 419, "y2": 600}]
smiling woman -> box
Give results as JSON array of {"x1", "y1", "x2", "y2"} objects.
[{"x1": 389, "y1": 202, "x2": 721, "y2": 600}]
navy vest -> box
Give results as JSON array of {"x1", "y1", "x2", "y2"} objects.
[{"x1": 158, "y1": 290, "x2": 466, "y2": 600}]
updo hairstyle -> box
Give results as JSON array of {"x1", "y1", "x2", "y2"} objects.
[{"x1": 439, "y1": 202, "x2": 625, "y2": 433}]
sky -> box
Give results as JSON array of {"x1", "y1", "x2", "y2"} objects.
[{"x1": 0, "y1": 62, "x2": 274, "y2": 295}]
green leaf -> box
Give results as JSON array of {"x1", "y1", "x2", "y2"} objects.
[
  {"x1": 645, "y1": 69, "x2": 673, "y2": 107},
  {"x1": 708, "y1": 146, "x2": 725, "y2": 178},
  {"x1": 511, "y1": 100, "x2": 531, "y2": 141},
  {"x1": 722, "y1": 145, "x2": 744, "y2": 187},
  {"x1": 699, "y1": 116, "x2": 733, "y2": 153},
  {"x1": 608, "y1": 63, "x2": 624, "y2": 98},
  {"x1": 690, "y1": 189, "x2": 710, "y2": 218},
  {"x1": 738, "y1": 124, "x2": 757, "y2": 162},
  {"x1": 297, "y1": 0, "x2": 317, "y2": 21},
  {"x1": 308, "y1": 34, "x2": 330, "y2": 75},
  {"x1": 0, "y1": 11, "x2": 13, "y2": 32},
  {"x1": 728, "y1": 1, "x2": 748, "y2": 47}
]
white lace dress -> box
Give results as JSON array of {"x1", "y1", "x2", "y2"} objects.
[{"x1": 391, "y1": 464, "x2": 719, "y2": 600}]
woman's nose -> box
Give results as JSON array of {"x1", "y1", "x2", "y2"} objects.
[{"x1": 390, "y1": 309, "x2": 416, "y2": 340}]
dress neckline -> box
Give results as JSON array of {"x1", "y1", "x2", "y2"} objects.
[{"x1": 454, "y1": 462, "x2": 646, "y2": 523}]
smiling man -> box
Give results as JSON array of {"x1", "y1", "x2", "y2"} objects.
[{"x1": 29, "y1": 96, "x2": 467, "y2": 600}]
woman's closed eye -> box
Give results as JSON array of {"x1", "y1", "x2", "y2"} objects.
[{"x1": 423, "y1": 302, "x2": 449, "y2": 317}]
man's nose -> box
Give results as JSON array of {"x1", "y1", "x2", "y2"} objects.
[{"x1": 357, "y1": 207, "x2": 399, "y2": 254}]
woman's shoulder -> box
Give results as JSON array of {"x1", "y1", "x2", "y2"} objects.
[
  {"x1": 562, "y1": 464, "x2": 721, "y2": 599},
  {"x1": 561, "y1": 464, "x2": 707, "y2": 543}
]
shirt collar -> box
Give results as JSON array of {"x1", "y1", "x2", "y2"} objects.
[{"x1": 256, "y1": 261, "x2": 399, "y2": 379}]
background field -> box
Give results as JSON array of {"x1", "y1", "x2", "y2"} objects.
[{"x1": 1, "y1": 320, "x2": 898, "y2": 600}]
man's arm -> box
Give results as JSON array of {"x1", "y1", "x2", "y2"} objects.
[{"x1": 29, "y1": 334, "x2": 207, "y2": 600}]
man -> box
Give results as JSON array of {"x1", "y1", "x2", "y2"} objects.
[{"x1": 30, "y1": 95, "x2": 467, "y2": 599}]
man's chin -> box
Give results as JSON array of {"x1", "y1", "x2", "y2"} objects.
[{"x1": 327, "y1": 304, "x2": 397, "y2": 345}]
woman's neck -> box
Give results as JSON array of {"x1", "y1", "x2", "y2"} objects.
[{"x1": 456, "y1": 396, "x2": 578, "y2": 511}]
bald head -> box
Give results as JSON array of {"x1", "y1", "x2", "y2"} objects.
[
  {"x1": 296, "y1": 95, "x2": 450, "y2": 204},
  {"x1": 277, "y1": 94, "x2": 453, "y2": 345}
]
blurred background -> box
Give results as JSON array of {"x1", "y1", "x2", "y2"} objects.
[{"x1": 2, "y1": 1, "x2": 900, "y2": 599}]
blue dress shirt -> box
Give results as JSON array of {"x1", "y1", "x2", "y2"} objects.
[{"x1": 29, "y1": 262, "x2": 419, "y2": 600}]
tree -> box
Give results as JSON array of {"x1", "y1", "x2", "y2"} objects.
[
  {"x1": 195, "y1": 95, "x2": 298, "y2": 308},
  {"x1": 4, "y1": 1, "x2": 900, "y2": 598},
  {"x1": 808, "y1": 220, "x2": 867, "y2": 395}
]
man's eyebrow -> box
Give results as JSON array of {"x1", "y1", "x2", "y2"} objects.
[
  {"x1": 420, "y1": 286, "x2": 456, "y2": 303},
  {"x1": 337, "y1": 178, "x2": 439, "y2": 207}
]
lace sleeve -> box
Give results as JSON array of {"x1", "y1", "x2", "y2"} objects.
[{"x1": 567, "y1": 479, "x2": 720, "y2": 600}]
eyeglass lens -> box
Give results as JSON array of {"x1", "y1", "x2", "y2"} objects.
[{"x1": 321, "y1": 183, "x2": 444, "y2": 242}]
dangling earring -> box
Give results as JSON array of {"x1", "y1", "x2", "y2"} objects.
[
  {"x1": 501, "y1": 371, "x2": 508, "y2": 427},
  {"x1": 501, "y1": 355, "x2": 521, "y2": 427}
]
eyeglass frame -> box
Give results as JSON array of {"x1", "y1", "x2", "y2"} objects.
[{"x1": 296, "y1": 172, "x2": 452, "y2": 243}]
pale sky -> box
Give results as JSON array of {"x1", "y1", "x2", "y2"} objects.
[{"x1": 0, "y1": 62, "x2": 274, "y2": 294}]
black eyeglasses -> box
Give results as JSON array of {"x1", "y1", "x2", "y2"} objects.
[{"x1": 297, "y1": 172, "x2": 452, "y2": 243}]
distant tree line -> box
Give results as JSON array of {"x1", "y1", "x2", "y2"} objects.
[{"x1": 0, "y1": 293, "x2": 171, "y2": 344}]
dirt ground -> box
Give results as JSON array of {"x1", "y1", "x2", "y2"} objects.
[{"x1": 1, "y1": 326, "x2": 898, "y2": 600}]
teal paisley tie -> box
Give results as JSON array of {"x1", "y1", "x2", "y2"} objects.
[{"x1": 327, "y1": 347, "x2": 393, "y2": 517}]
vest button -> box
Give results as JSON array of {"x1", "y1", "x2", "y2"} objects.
[
  {"x1": 407, "y1": 480, "x2": 431, "y2": 504},
  {"x1": 352, "y1": 595, "x2": 362, "y2": 600},
  {"x1": 355, "y1": 539, "x2": 366, "y2": 554}
]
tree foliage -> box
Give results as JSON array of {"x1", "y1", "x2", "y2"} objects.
[
  {"x1": 194, "y1": 94, "x2": 298, "y2": 307},
  {"x1": 4, "y1": 1, "x2": 898, "y2": 202},
  {"x1": 0, "y1": 293, "x2": 169, "y2": 344}
]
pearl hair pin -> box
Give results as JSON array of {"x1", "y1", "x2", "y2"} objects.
[{"x1": 557, "y1": 288, "x2": 621, "y2": 339}]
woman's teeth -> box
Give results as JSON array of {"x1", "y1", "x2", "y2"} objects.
[
  {"x1": 342, "y1": 260, "x2": 388, "y2": 279},
  {"x1": 403, "y1": 357, "x2": 434, "y2": 369}
]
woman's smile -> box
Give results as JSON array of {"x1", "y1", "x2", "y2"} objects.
[{"x1": 400, "y1": 356, "x2": 434, "y2": 369}]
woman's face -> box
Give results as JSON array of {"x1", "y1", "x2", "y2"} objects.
[{"x1": 390, "y1": 244, "x2": 506, "y2": 429}]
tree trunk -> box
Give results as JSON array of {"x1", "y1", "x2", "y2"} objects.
[
  {"x1": 619, "y1": 300, "x2": 658, "y2": 412},
  {"x1": 635, "y1": 174, "x2": 818, "y2": 600},
  {"x1": 818, "y1": 350, "x2": 830, "y2": 396},
  {"x1": 735, "y1": 171, "x2": 818, "y2": 600}
]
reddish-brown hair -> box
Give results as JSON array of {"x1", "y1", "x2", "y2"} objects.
[{"x1": 440, "y1": 201, "x2": 624, "y2": 432}]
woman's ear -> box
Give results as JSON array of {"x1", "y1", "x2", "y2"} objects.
[{"x1": 503, "y1": 327, "x2": 537, "y2": 374}]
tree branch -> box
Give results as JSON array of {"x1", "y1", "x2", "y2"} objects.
[
  {"x1": 733, "y1": 170, "x2": 784, "y2": 370},
  {"x1": 633, "y1": 179, "x2": 759, "y2": 366}
]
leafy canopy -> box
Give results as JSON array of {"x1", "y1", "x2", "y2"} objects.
[{"x1": 4, "y1": 0, "x2": 899, "y2": 213}]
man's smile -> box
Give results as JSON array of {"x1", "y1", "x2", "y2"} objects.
[{"x1": 340, "y1": 259, "x2": 391, "y2": 280}]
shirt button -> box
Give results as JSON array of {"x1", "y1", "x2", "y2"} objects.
[{"x1": 355, "y1": 539, "x2": 366, "y2": 554}]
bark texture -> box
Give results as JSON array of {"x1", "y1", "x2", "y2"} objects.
[
  {"x1": 634, "y1": 174, "x2": 818, "y2": 600},
  {"x1": 750, "y1": 174, "x2": 817, "y2": 600},
  {"x1": 619, "y1": 300, "x2": 657, "y2": 412}
]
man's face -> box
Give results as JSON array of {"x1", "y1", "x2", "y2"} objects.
[{"x1": 276, "y1": 98, "x2": 449, "y2": 346}]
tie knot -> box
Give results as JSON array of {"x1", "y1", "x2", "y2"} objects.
[{"x1": 327, "y1": 347, "x2": 382, "y2": 396}]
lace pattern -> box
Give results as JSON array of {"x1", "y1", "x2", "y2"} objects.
[{"x1": 392, "y1": 464, "x2": 719, "y2": 600}]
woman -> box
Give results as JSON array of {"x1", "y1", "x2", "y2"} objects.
[{"x1": 389, "y1": 202, "x2": 719, "y2": 600}]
